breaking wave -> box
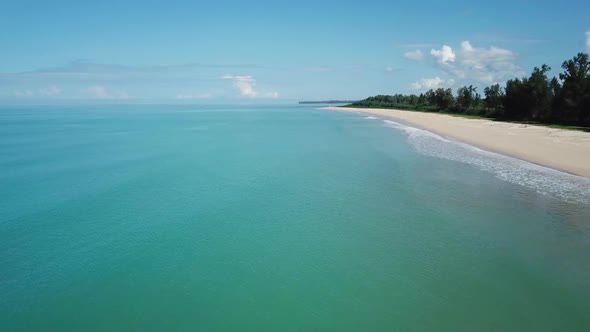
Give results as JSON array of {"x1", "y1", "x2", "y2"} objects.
[{"x1": 382, "y1": 119, "x2": 590, "y2": 204}]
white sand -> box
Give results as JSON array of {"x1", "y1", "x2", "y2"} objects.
[{"x1": 324, "y1": 107, "x2": 590, "y2": 178}]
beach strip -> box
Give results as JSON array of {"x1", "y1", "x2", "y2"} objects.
[{"x1": 324, "y1": 107, "x2": 590, "y2": 178}]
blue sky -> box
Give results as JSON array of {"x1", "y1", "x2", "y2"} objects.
[{"x1": 1, "y1": 0, "x2": 589, "y2": 103}]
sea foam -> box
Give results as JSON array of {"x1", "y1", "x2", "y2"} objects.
[{"x1": 382, "y1": 119, "x2": 590, "y2": 204}]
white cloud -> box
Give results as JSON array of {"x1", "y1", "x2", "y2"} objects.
[
  {"x1": 586, "y1": 31, "x2": 590, "y2": 52},
  {"x1": 403, "y1": 49, "x2": 424, "y2": 61},
  {"x1": 222, "y1": 75, "x2": 257, "y2": 97},
  {"x1": 430, "y1": 45, "x2": 456, "y2": 64},
  {"x1": 385, "y1": 66, "x2": 394, "y2": 72},
  {"x1": 13, "y1": 86, "x2": 62, "y2": 98},
  {"x1": 39, "y1": 86, "x2": 61, "y2": 96},
  {"x1": 83, "y1": 86, "x2": 129, "y2": 99},
  {"x1": 411, "y1": 77, "x2": 455, "y2": 91},
  {"x1": 14, "y1": 90, "x2": 34, "y2": 98},
  {"x1": 222, "y1": 74, "x2": 278, "y2": 98},
  {"x1": 430, "y1": 41, "x2": 522, "y2": 84},
  {"x1": 84, "y1": 86, "x2": 109, "y2": 98}
]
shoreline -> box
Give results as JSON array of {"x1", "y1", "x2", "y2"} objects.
[{"x1": 323, "y1": 106, "x2": 590, "y2": 178}]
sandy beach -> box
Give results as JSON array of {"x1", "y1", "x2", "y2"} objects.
[{"x1": 324, "y1": 107, "x2": 590, "y2": 178}]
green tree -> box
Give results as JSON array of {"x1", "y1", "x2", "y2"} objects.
[
  {"x1": 483, "y1": 83, "x2": 504, "y2": 117},
  {"x1": 556, "y1": 52, "x2": 590, "y2": 124},
  {"x1": 503, "y1": 78, "x2": 530, "y2": 119},
  {"x1": 348, "y1": 52, "x2": 590, "y2": 126},
  {"x1": 527, "y1": 65, "x2": 554, "y2": 121},
  {"x1": 504, "y1": 65, "x2": 553, "y2": 121},
  {"x1": 424, "y1": 89, "x2": 436, "y2": 106},
  {"x1": 456, "y1": 85, "x2": 479, "y2": 113},
  {"x1": 434, "y1": 88, "x2": 455, "y2": 110},
  {"x1": 550, "y1": 77, "x2": 561, "y2": 96},
  {"x1": 418, "y1": 93, "x2": 426, "y2": 105}
]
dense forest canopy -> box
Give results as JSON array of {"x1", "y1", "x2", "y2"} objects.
[{"x1": 349, "y1": 53, "x2": 590, "y2": 126}]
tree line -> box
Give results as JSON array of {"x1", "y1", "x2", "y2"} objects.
[{"x1": 349, "y1": 52, "x2": 590, "y2": 126}]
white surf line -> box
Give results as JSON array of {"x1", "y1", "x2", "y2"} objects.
[{"x1": 366, "y1": 114, "x2": 590, "y2": 205}]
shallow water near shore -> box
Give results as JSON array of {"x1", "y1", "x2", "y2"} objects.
[{"x1": 1, "y1": 105, "x2": 589, "y2": 331}]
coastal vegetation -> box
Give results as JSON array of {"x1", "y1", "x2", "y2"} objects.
[{"x1": 349, "y1": 52, "x2": 590, "y2": 127}]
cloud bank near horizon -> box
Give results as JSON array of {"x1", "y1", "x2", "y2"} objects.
[{"x1": 2, "y1": 31, "x2": 589, "y2": 101}]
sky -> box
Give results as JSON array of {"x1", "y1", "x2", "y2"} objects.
[{"x1": 1, "y1": 0, "x2": 589, "y2": 103}]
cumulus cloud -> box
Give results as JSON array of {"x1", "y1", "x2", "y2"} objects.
[
  {"x1": 586, "y1": 31, "x2": 590, "y2": 52},
  {"x1": 222, "y1": 74, "x2": 278, "y2": 98},
  {"x1": 431, "y1": 45, "x2": 456, "y2": 65},
  {"x1": 222, "y1": 75, "x2": 257, "y2": 97},
  {"x1": 83, "y1": 86, "x2": 129, "y2": 99},
  {"x1": 403, "y1": 49, "x2": 424, "y2": 61},
  {"x1": 430, "y1": 41, "x2": 522, "y2": 84},
  {"x1": 411, "y1": 77, "x2": 455, "y2": 90}
]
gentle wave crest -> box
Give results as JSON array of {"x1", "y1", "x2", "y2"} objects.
[{"x1": 382, "y1": 119, "x2": 590, "y2": 204}]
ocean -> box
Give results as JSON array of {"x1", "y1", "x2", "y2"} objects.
[{"x1": 1, "y1": 104, "x2": 589, "y2": 331}]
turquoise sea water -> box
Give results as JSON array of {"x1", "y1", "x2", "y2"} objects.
[{"x1": 1, "y1": 104, "x2": 590, "y2": 331}]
